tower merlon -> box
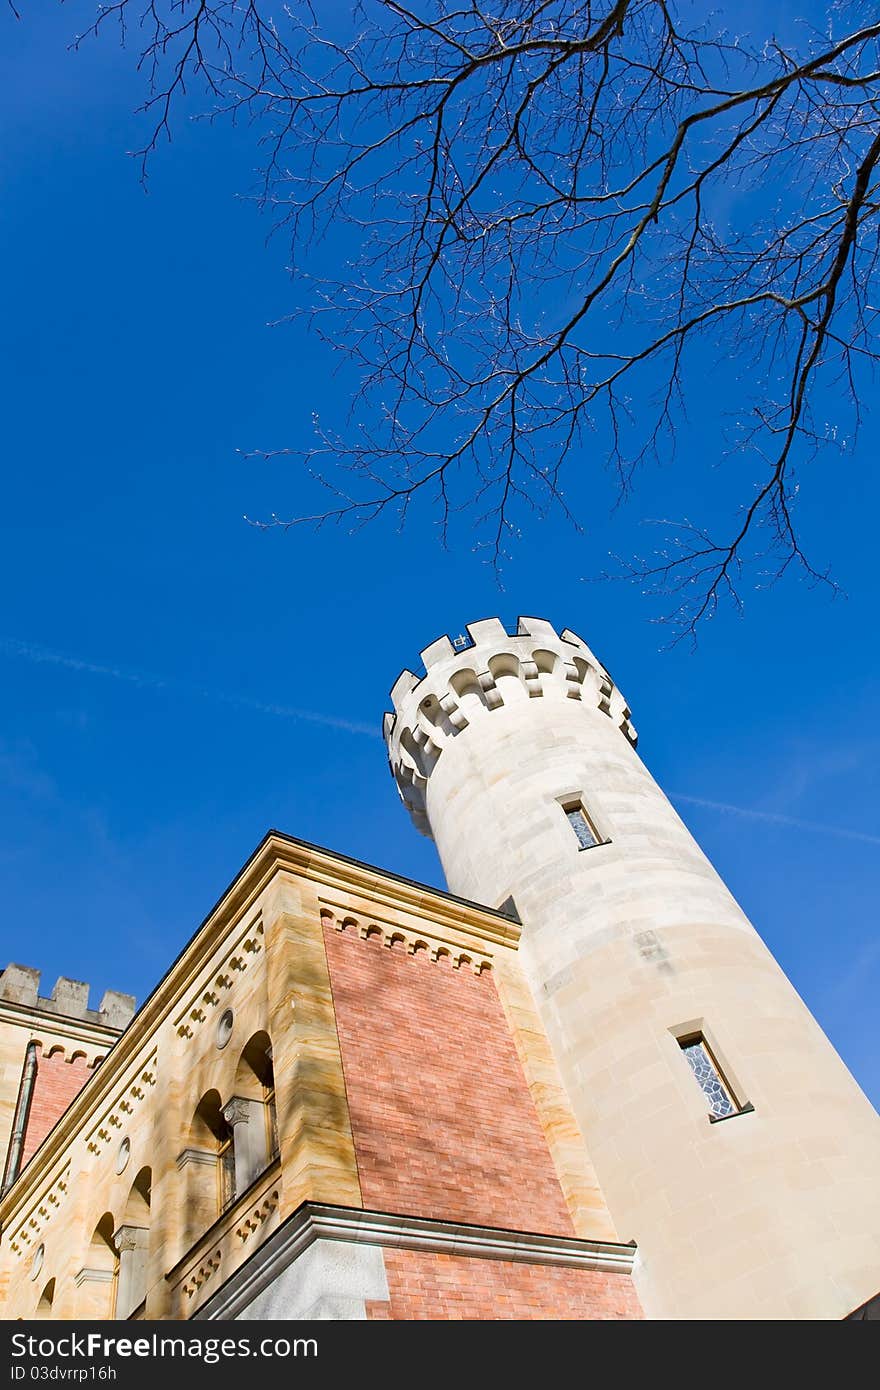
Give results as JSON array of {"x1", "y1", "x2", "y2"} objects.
[{"x1": 98, "y1": 990, "x2": 137, "y2": 1030}]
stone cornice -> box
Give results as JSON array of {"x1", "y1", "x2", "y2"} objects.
[
  {"x1": 0, "y1": 831, "x2": 514, "y2": 1230},
  {"x1": 284, "y1": 836, "x2": 520, "y2": 951},
  {"x1": 0, "y1": 1001, "x2": 121, "y2": 1048},
  {"x1": 319, "y1": 906, "x2": 496, "y2": 974},
  {"x1": 74, "y1": 1267, "x2": 114, "y2": 1287},
  {"x1": 175, "y1": 1148, "x2": 218, "y2": 1171},
  {"x1": 195, "y1": 1202, "x2": 638, "y2": 1320}
]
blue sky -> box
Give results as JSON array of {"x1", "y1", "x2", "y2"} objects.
[{"x1": 1, "y1": 5, "x2": 879, "y2": 1106}]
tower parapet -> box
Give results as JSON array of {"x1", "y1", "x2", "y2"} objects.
[
  {"x1": 384, "y1": 616, "x2": 636, "y2": 835},
  {"x1": 0, "y1": 965, "x2": 135, "y2": 1030}
]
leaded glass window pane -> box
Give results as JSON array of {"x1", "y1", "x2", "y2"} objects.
[
  {"x1": 219, "y1": 1141, "x2": 236, "y2": 1211},
  {"x1": 565, "y1": 806, "x2": 598, "y2": 849},
  {"x1": 681, "y1": 1039, "x2": 736, "y2": 1119}
]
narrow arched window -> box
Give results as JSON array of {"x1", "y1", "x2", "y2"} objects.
[
  {"x1": 221, "y1": 1033, "x2": 278, "y2": 1199},
  {"x1": 180, "y1": 1091, "x2": 234, "y2": 1247},
  {"x1": 114, "y1": 1167, "x2": 151, "y2": 1319},
  {"x1": 35, "y1": 1278, "x2": 55, "y2": 1319},
  {"x1": 76, "y1": 1213, "x2": 116, "y2": 1319}
]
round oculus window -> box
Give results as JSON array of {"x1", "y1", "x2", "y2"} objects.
[{"x1": 216, "y1": 1009, "x2": 234, "y2": 1049}]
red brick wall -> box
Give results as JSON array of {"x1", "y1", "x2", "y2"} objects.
[
  {"x1": 323, "y1": 923, "x2": 573, "y2": 1234},
  {"x1": 21, "y1": 1049, "x2": 93, "y2": 1167},
  {"x1": 367, "y1": 1248, "x2": 643, "y2": 1320}
]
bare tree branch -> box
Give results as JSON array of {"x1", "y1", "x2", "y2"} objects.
[{"x1": 62, "y1": 0, "x2": 880, "y2": 636}]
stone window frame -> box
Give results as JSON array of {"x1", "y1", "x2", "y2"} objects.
[
  {"x1": 670, "y1": 1019, "x2": 754, "y2": 1124},
  {"x1": 555, "y1": 790, "x2": 611, "y2": 852}
]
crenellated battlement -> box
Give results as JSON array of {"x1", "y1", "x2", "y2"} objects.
[
  {"x1": 0, "y1": 965, "x2": 135, "y2": 1032},
  {"x1": 384, "y1": 616, "x2": 637, "y2": 835}
]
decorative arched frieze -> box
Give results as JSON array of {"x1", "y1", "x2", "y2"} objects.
[
  {"x1": 84, "y1": 1049, "x2": 158, "y2": 1160},
  {"x1": 319, "y1": 905, "x2": 493, "y2": 975}
]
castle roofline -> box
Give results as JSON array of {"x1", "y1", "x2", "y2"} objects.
[
  {"x1": 0, "y1": 967, "x2": 135, "y2": 1034},
  {"x1": 0, "y1": 829, "x2": 521, "y2": 1225}
]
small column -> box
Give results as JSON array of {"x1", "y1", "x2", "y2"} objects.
[
  {"x1": 113, "y1": 1225, "x2": 149, "y2": 1320},
  {"x1": 222, "y1": 1096, "x2": 268, "y2": 1198}
]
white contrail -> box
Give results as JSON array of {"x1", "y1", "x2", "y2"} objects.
[
  {"x1": 0, "y1": 637, "x2": 380, "y2": 738},
  {"x1": 671, "y1": 793, "x2": 880, "y2": 847},
  {"x1": 4, "y1": 637, "x2": 871, "y2": 823}
]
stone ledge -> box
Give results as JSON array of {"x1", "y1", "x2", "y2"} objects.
[{"x1": 194, "y1": 1201, "x2": 638, "y2": 1320}]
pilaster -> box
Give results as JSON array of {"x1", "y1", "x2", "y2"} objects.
[
  {"x1": 143, "y1": 1037, "x2": 185, "y2": 1319},
  {"x1": 493, "y1": 956, "x2": 619, "y2": 1242},
  {"x1": 114, "y1": 1224, "x2": 149, "y2": 1320},
  {"x1": 260, "y1": 872, "x2": 362, "y2": 1219}
]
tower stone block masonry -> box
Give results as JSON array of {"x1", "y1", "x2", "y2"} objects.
[{"x1": 385, "y1": 615, "x2": 880, "y2": 1320}]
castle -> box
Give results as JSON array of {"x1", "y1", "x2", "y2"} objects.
[{"x1": 1, "y1": 616, "x2": 878, "y2": 1321}]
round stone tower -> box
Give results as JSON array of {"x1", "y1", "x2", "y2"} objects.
[{"x1": 384, "y1": 615, "x2": 880, "y2": 1320}]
